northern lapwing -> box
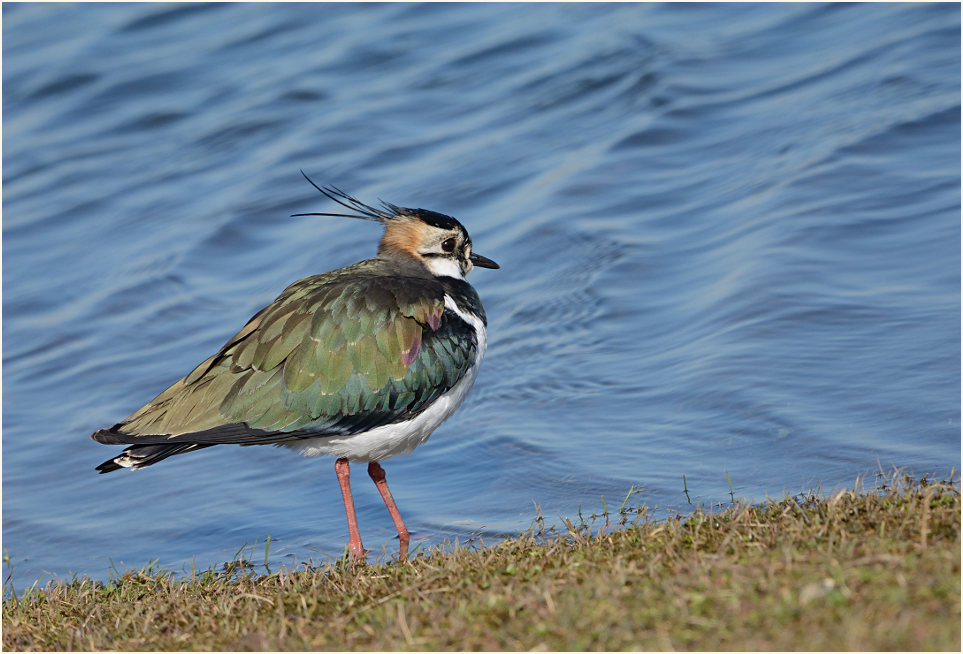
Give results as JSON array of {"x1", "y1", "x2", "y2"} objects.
[{"x1": 92, "y1": 172, "x2": 498, "y2": 560}]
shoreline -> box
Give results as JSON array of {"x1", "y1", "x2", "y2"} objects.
[{"x1": 3, "y1": 472, "x2": 959, "y2": 650}]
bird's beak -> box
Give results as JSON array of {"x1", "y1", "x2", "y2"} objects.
[{"x1": 470, "y1": 252, "x2": 499, "y2": 269}]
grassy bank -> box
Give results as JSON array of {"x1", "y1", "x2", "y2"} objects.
[{"x1": 3, "y1": 473, "x2": 959, "y2": 651}]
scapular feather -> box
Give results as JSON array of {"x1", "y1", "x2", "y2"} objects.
[{"x1": 231, "y1": 336, "x2": 258, "y2": 371}]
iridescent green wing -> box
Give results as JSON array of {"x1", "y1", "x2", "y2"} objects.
[{"x1": 105, "y1": 259, "x2": 478, "y2": 443}]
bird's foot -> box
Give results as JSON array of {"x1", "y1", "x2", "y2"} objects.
[{"x1": 344, "y1": 543, "x2": 369, "y2": 564}]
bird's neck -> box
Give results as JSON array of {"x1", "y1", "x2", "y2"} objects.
[{"x1": 376, "y1": 243, "x2": 466, "y2": 282}]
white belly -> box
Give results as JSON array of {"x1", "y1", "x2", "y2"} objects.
[{"x1": 284, "y1": 294, "x2": 486, "y2": 463}]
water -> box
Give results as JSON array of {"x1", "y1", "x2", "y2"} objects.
[{"x1": 3, "y1": 3, "x2": 959, "y2": 591}]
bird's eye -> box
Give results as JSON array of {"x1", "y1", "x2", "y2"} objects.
[{"x1": 441, "y1": 238, "x2": 456, "y2": 253}]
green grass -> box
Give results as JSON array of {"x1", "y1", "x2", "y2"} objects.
[{"x1": 3, "y1": 472, "x2": 959, "y2": 651}]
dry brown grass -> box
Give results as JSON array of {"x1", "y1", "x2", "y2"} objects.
[{"x1": 3, "y1": 472, "x2": 959, "y2": 651}]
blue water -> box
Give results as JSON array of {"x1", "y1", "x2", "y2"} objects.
[{"x1": 3, "y1": 3, "x2": 959, "y2": 591}]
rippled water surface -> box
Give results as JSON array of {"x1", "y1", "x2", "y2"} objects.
[{"x1": 3, "y1": 3, "x2": 960, "y2": 590}]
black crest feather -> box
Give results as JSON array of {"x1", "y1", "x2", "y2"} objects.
[{"x1": 292, "y1": 171, "x2": 464, "y2": 231}]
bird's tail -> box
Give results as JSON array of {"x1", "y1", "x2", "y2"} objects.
[{"x1": 95, "y1": 443, "x2": 213, "y2": 474}]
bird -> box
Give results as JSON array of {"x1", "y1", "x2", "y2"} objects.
[{"x1": 91, "y1": 172, "x2": 499, "y2": 560}]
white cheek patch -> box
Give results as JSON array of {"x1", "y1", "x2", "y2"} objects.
[{"x1": 424, "y1": 256, "x2": 465, "y2": 279}]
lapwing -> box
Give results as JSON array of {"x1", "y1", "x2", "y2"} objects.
[{"x1": 92, "y1": 172, "x2": 498, "y2": 560}]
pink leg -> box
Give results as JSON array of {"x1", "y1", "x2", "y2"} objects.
[
  {"x1": 368, "y1": 462, "x2": 410, "y2": 559},
  {"x1": 335, "y1": 458, "x2": 365, "y2": 560}
]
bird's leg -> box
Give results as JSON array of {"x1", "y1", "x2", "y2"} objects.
[
  {"x1": 368, "y1": 462, "x2": 410, "y2": 560},
  {"x1": 335, "y1": 458, "x2": 366, "y2": 560}
]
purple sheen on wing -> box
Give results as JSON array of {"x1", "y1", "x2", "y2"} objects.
[
  {"x1": 427, "y1": 306, "x2": 443, "y2": 331},
  {"x1": 402, "y1": 335, "x2": 422, "y2": 366}
]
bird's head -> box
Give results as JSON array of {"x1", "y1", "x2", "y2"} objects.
[{"x1": 294, "y1": 172, "x2": 499, "y2": 279}]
